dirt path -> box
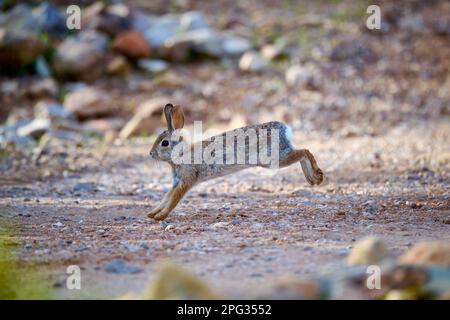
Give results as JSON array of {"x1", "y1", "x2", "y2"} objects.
[{"x1": 1, "y1": 119, "x2": 448, "y2": 298}]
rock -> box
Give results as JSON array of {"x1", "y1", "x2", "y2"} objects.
[
  {"x1": 347, "y1": 236, "x2": 391, "y2": 265},
  {"x1": 142, "y1": 262, "x2": 220, "y2": 299},
  {"x1": 119, "y1": 97, "x2": 167, "y2": 139},
  {"x1": 53, "y1": 30, "x2": 108, "y2": 80},
  {"x1": 83, "y1": 2, "x2": 131, "y2": 36},
  {"x1": 384, "y1": 289, "x2": 418, "y2": 300},
  {"x1": 399, "y1": 241, "x2": 450, "y2": 267},
  {"x1": 261, "y1": 42, "x2": 287, "y2": 61},
  {"x1": 142, "y1": 14, "x2": 181, "y2": 48},
  {"x1": 34, "y1": 101, "x2": 74, "y2": 122},
  {"x1": 0, "y1": 4, "x2": 46, "y2": 68},
  {"x1": 120, "y1": 240, "x2": 141, "y2": 253},
  {"x1": 166, "y1": 29, "x2": 250, "y2": 59},
  {"x1": 180, "y1": 11, "x2": 209, "y2": 31},
  {"x1": 52, "y1": 222, "x2": 64, "y2": 229},
  {"x1": 112, "y1": 30, "x2": 151, "y2": 60},
  {"x1": 35, "y1": 57, "x2": 52, "y2": 78},
  {"x1": 82, "y1": 117, "x2": 125, "y2": 135},
  {"x1": 16, "y1": 118, "x2": 51, "y2": 139},
  {"x1": 254, "y1": 277, "x2": 321, "y2": 299},
  {"x1": 106, "y1": 55, "x2": 131, "y2": 76},
  {"x1": 137, "y1": 59, "x2": 169, "y2": 74},
  {"x1": 26, "y1": 78, "x2": 59, "y2": 98},
  {"x1": 222, "y1": 36, "x2": 252, "y2": 57},
  {"x1": 239, "y1": 51, "x2": 269, "y2": 72},
  {"x1": 0, "y1": 131, "x2": 35, "y2": 150},
  {"x1": 285, "y1": 64, "x2": 317, "y2": 88},
  {"x1": 32, "y1": 2, "x2": 67, "y2": 37},
  {"x1": 211, "y1": 222, "x2": 230, "y2": 230},
  {"x1": 73, "y1": 182, "x2": 98, "y2": 193},
  {"x1": 105, "y1": 259, "x2": 142, "y2": 274},
  {"x1": 64, "y1": 87, "x2": 114, "y2": 120}
]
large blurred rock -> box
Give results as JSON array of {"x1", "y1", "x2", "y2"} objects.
[
  {"x1": 399, "y1": 241, "x2": 450, "y2": 267},
  {"x1": 166, "y1": 29, "x2": 251, "y2": 60},
  {"x1": 53, "y1": 30, "x2": 109, "y2": 80},
  {"x1": 132, "y1": 10, "x2": 250, "y2": 60},
  {"x1": 142, "y1": 262, "x2": 220, "y2": 299},
  {"x1": 83, "y1": 2, "x2": 131, "y2": 36},
  {"x1": 0, "y1": 5, "x2": 46, "y2": 68},
  {"x1": 347, "y1": 236, "x2": 391, "y2": 265},
  {"x1": 119, "y1": 97, "x2": 167, "y2": 139},
  {"x1": 112, "y1": 30, "x2": 151, "y2": 60},
  {"x1": 32, "y1": 2, "x2": 67, "y2": 37},
  {"x1": 64, "y1": 87, "x2": 113, "y2": 120}
]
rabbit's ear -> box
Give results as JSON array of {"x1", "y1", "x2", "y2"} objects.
[
  {"x1": 171, "y1": 105, "x2": 185, "y2": 130},
  {"x1": 164, "y1": 103, "x2": 174, "y2": 131}
]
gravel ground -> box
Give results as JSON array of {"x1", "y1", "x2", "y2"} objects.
[{"x1": 0, "y1": 118, "x2": 448, "y2": 298}]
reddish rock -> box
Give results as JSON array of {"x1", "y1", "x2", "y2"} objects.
[{"x1": 112, "y1": 31, "x2": 151, "y2": 59}]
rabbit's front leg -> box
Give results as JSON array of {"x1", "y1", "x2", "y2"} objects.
[{"x1": 150, "y1": 182, "x2": 192, "y2": 221}]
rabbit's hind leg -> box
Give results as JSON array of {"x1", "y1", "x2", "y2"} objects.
[{"x1": 280, "y1": 149, "x2": 324, "y2": 185}]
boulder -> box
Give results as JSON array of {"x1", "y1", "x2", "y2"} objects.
[
  {"x1": 64, "y1": 87, "x2": 113, "y2": 120},
  {"x1": 32, "y1": 2, "x2": 67, "y2": 37},
  {"x1": 0, "y1": 5, "x2": 46, "y2": 68},
  {"x1": 53, "y1": 30, "x2": 109, "y2": 80},
  {"x1": 112, "y1": 30, "x2": 151, "y2": 59}
]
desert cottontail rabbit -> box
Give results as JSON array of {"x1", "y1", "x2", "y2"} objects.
[{"x1": 148, "y1": 104, "x2": 324, "y2": 220}]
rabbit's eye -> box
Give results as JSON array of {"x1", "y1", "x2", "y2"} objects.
[{"x1": 161, "y1": 140, "x2": 169, "y2": 147}]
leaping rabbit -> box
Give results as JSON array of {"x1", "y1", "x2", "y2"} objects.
[{"x1": 148, "y1": 104, "x2": 324, "y2": 220}]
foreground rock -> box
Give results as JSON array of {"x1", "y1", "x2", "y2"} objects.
[
  {"x1": 347, "y1": 236, "x2": 391, "y2": 265},
  {"x1": 142, "y1": 262, "x2": 220, "y2": 299},
  {"x1": 399, "y1": 241, "x2": 450, "y2": 267}
]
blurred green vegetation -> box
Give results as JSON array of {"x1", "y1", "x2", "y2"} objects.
[{"x1": 0, "y1": 218, "x2": 54, "y2": 299}]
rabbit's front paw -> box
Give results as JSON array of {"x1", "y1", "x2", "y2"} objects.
[
  {"x1": 147, "y1": 207, "x2": 162, "y2": 218},
  {"x1": 153, "y1": 210, "x2": 170, "y2": 221}
]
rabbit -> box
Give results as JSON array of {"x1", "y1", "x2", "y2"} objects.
[{"x1": 147, "y1": 103, "x2": 324, "y2": 220}]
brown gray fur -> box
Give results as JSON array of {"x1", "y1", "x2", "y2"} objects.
[{"x1": 148, "y1": 104, "x2": 324, "y2": 220}]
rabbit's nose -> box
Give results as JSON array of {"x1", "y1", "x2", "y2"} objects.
[{"x1": 149, "y1": 150, "x2": 154, "y2": 157}]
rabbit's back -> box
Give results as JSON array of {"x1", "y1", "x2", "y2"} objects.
[{"x1": 184, "y1": 121, "x2": 295, "y2": 182}]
